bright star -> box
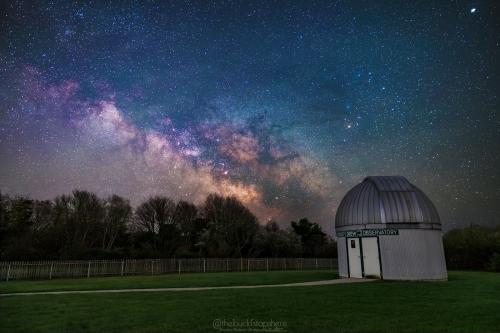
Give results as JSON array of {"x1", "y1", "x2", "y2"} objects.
[{"x1": 470, "y1": 8, "x2": 476, "y2": 13}]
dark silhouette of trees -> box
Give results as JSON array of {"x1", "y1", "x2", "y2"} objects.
[
  {"x1": 443, "y1": 224, "x2": 500, "y2": 271},
  {"x1": 291, "y1": 218, "x2": 331, "y2": 257},
  {"x1": 135, "y1": 196, "x2": 177, "y2": 255},
  {"x1": 259, "y1": 220, "x2": 302, "y2": 257},
  {"x1": 203, "y1": 194, "x2": 259, "y2": 257},
  {"x1": 51, "y1": 194, "x2": 74, "y2": 257},
  {"x1": 102, "y1": 195, "x2": 132, "y2": 250},
  {"x1": 174, "y1": 201, "x2": 203, "y2": 256},
  {"x1": 0, "y1": 190, "x2": 336, "y2": 261},
  {"x1": 2, "y1": 188, "x2": 498, "y2": 270},
  {"x1": 0, "y1": 196, "x2": 38, "y2": 259},
  {"x1": 72, "y1": 190, "x2": 105, "y2": 251},
  {"x1": 47, "y1": 191, "x2": 106, "y2": 258}
]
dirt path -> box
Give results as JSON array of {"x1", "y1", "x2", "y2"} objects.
[{"x1": 0, "y1": 278, "x2": 374, "y2": 297}]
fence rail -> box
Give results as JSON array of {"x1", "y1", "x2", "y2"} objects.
[{"x1": 0, "y1": 258, "x2": 337, "y2": 281}]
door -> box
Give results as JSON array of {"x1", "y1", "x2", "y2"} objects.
[
  {"x1": 361, "y1": 237, "x2": 381, "y2": 278},
  {"x1": 347, "y1": 238, "x2": 362, "y2": 278}
]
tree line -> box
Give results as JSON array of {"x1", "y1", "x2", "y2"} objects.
[
  {"x1": 1, "y1": 190, "x2": 498, "y2": 271},
  {"x1": 0, "y1": 190, "x2": 336, "y2": 260},
  {"x1": 443, "y1": 224, "x2": 500, "y2": 271}
]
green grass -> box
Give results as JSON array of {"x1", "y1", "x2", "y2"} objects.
[
  {"x1": 0, "y1": 270, "x2": 337, "y2": 294},
  {"x1": 1, "y1": 271, "x2": 499, "y2": 333}
]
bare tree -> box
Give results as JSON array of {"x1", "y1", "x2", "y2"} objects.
[
  {"x1": 72, "y1": 190, "x2": 105, "y2": 249},
  {"x1": 102, "y1": 195, "x2": 131, "y2": 250},
  {"x1": 49, "y1": 191, "x2": 104, "y2": 258},
  {"x1": 174, "y1": 201, "x2": 201, "y2": 251},
  {"x1": 135, "y1": 196, "x2": 176, "y2": 251}
]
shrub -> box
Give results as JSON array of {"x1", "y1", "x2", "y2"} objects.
[{"x1": 487, "y1": 253, "x2": 500, "y2": 272}]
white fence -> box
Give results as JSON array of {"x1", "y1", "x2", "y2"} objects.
[{"x1": 0, "y1": 258, "x2": 337, "y2": 281}]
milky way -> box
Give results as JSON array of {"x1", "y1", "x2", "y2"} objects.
[{"x1": 1, "y1": 1, "x2": 499, "y2": 232}]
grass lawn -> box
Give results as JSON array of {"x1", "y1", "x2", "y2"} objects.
[
  {"x1": 1, "y1": 271, "x2": 499, "y2": 333},
  {"x1": 0, "y1": 270, "x2": 337, "y2": 294}
]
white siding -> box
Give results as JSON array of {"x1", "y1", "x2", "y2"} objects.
[
  {"x1": 379, "y1": 229, "x2": 447, "y2": 280},
  {"x1": 337, "y1": 237, "x2": 349, "y2": 278}
]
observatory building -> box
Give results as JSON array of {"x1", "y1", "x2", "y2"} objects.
[{"x1": 335, "y1": 176, "x2": 447, "y2": 280}]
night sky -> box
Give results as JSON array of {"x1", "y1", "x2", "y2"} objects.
[{"x1": 1, "y1": 1, "x2": 499, "y2": 233}]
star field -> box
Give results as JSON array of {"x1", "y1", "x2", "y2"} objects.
[{"x1": 0, "y1": 1, "x2": 499, "y2": 232}]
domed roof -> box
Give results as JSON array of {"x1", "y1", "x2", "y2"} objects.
[{"x1": 335, "y1": 176, "x2": 440, "y2": 228}]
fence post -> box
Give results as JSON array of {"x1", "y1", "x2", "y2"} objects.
[
  {"x1": 151, "y1": 260, "x2": 154, "y2": 275},
  {"x1": 121, "y1": 260, "x2": 125, "y2": 276},
  {"x1": 6, "y1": 264, "x2": 11, "y2": 281},
  {"x1": 178, "y1": 260, "x2": 181, "y2": 274},
  {"x1": 87, "y1": 261, "x2": 91, "y2": 278},
  {"x1": 203, "y1": 258, "x2": 206, "y2": 273},
  {"x1": 49, "y1": 263, "x2": 53, "y2": 280},
  {"x1": 284, "y1": 258, "x2": 287, "y2": 271},
  {"x1": 240, "y1": 258, "x2": 243, "y2": 272},
  {"x1": 247, "y1": 259, "x2": 250, "y2": 272},
  {"x1": 266, "y1": 258, "x2": 269, "y2": 272},
  {"x1": 315, "y1": 259, "x2": 318, "y2": 270}
]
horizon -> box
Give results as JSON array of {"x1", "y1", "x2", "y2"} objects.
[{"x1": 1, "y1": 1, "x2": 499, "y2": 233}]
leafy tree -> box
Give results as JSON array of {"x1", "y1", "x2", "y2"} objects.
[
  {"x1": 32, "y1": 200, "x2": 54, "y2": 232},
  {"x1": 0, "y1": 196, "x2": 38, "y2": 259},
  {"x1": 265, "y1": 220, "x2": 280, "y2": 232},
  {"x1": 487, "y1": 253, "x2": 500, "y2": 272},
  {"x1": 291, "y1": 218, "x2": 327, "y2": 257},
  {"x1": 203, "y1": 194, "x2": 259, "y2": 257},
  {"x1": 260, "y1": 220, "x2": 302, "y2": 257},
  {"x1": 443, "y1": 224, "x2": 500, "y2": 270},
  {"x1": 8, "y1": 197, "x2": 34, "y2": 235}
]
